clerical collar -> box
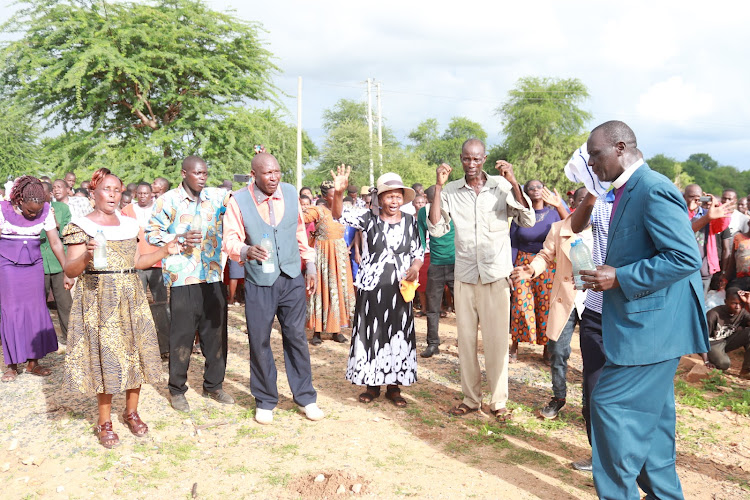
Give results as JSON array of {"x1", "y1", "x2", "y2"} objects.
[{"x1": 611, "y1": 159, "x2": 644, "y2": 190}]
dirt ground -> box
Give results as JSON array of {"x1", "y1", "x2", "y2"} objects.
[{"x1": 2, "y1": 304, "x2": 750, "y2": 499}]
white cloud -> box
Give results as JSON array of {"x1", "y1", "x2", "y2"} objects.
[{"x1": 636, "y1": 76, "x2": 715, "y2": 123}]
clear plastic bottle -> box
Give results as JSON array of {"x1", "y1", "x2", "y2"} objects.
[
  {"x1": 191, "y1": 211, "x2": 203, "y2": 235},
  {"x1": 570, "y1": 238, "x2": 596, "y2": 289},
  {"x1": 260, "y1": 233, "x2": 275, "y2": 274},
  {"x1": 93, "y1": 229, "x2": 108, "y2": 269}
]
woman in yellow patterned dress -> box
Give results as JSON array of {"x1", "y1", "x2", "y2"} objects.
[
  {"x1": 63, "y1": 169, "x2": 181, "y2": 449},
  {"x1": 303, "y1": 181, "x2": 356, "y2": 345}
]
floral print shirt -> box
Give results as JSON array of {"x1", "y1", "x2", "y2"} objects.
[{"x1": 146, "y1": 184, "x2": 229, "y2": 287}]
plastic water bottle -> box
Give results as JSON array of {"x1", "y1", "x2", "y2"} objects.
[
  {"x1": 260, "y1": 233, "x2": 275, "y2": 274},
  {"x1": 93, "y1": 229, "x2": 108, "y2": 269},
  {"x1": 191, "y1": 212, "x2": 202, "y2": 235},
  {"x1": 570, "y1": 238, "x2": 596, "y2": 289}
]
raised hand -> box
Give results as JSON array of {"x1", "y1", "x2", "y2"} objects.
[
  {"x1": 708, "y1": 197, "x2": 735, "y2": 220},
  {"x1": 495, "y1": 160, "x2": 518, "y2": 185},
  {"x1": 436, "y1": 163, "x2": 452, "y2": 187},
  {"x1": 330, "y1": 164, "x2": 351, "y2": 193},
  {"x1": 541, "y1": 187, "x2": 562, "y2": 208}
]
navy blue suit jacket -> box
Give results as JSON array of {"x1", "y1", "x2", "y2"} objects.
[{"x1": 603, "y1": 164, "x2": 710, "y2": 365}]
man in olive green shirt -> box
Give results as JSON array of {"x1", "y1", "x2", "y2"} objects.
[
  {"x1": 428, "y1": 139, "x2": 534, "y2": 420},
  {"x1": 41, "y1": 182, "x2": 73, "y2": 343}
]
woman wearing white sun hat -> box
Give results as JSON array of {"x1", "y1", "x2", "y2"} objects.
[{"x1": 330, "y1": 167, "x2": 424, "y2": 407}]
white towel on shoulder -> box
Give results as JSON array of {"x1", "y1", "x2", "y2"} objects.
[{"x1": 563, "y1": 143, "x2": 610, "y2": 197}]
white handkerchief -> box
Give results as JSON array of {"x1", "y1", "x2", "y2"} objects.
[{"x1": 564, "y1": 143, "x2": 610, "y2": 197}]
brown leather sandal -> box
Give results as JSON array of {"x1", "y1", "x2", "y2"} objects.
[
  {"x1": 95, "y1": 421, "x2": 120, "y2": 448},
  {"x1": 358, "y1": 388, "x2": 380, "y2": 403},
  {"x1": 385, "y1": 388, "x2": 407, "y2": 408},
  {"x1": 491, "y1": 408, "x2": 512, "y2": 423},
  {"x1": 122, "y1": 411, "x2": 149, "y2": 437},
  {"x1": 449, "y1": 403, "x2": 479, "y2": 416}
]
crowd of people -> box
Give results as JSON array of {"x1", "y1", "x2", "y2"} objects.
[{"x1": 1, "y1": 119, "x2": 744, "y2": 497}]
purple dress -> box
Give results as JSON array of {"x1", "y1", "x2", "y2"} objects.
[{"x1": 0, "y1": 201, "x2": 59, "y2": 365}]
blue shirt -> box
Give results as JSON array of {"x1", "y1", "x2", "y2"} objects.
[{"x1": 146, "y1": 184, "x2": 229, "y2": 287}]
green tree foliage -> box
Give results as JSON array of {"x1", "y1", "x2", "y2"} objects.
[
  {"x1": 408, "y1": 117, "x2": 487, "y2": 166},
  {"x1": 646, "y1": 153, "x2": 678, "y2": 181},
  {"x1": 309, "y1": 99, "x2": 432, "y2": 192},
  {"x1": 0, "y1": 99, "x2": 42, "y2": 180},
  {"x1": 1, "y1": 0, "x2": 307, "y2": 184},
  {"x1": 408, "y1": 117, "x2": 487, "y2": 182},
  {"x1": 497, "y1": 77, "x2": 591, "y2": 189}
]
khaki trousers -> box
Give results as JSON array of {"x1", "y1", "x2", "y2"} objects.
[{"x1": 455, "y1": 277, "x2": 510, "y2": 411}]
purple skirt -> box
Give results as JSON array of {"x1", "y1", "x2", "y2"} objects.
[{"x1": 0, "y1": 254, "x2": 58, "y2": 365}]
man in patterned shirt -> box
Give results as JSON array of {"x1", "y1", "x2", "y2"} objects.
[{"x1": 147, "y1": 156, "x2": 233, "y2": 412}]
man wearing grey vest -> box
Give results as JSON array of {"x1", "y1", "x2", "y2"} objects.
[{"x1": 223, "y1": 153, "x2": 324, "y2": 425}]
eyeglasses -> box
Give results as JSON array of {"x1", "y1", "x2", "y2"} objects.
[
  {"x1": 526, "y1": 185, "x2": 544, "y2": 191},
  {"x1": 460, "y1": 157, "x2": 485, "y2": 164}
]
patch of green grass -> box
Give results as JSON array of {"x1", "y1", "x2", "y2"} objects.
[
  {"x1": 226, "y1": 465, "x2": 251, "y2": 475},
  {"x1": 405, "y1": 406, "x2": 422, "y2": 418},
  {"x1": 676, "y1": 379, "x2": 750, "y2": 415},
  {"x1": 96, "y1": 451, "x2": 118, "y2": 472},
  {"x1": 272, "y1": 443, "x2": 299, "y2": 457},
  {"x1": 237, "y1": 425, "x2": 255, "y2": 437},
  {"x1": 152, "y1": 419, "x2": 169, "y2": 431},
  {"x1": 675, "y1": 380, "x2": 709, "y2": 409},
  {"x1": 501, "y1": 447, "x2": 553, "y2": 466},
  {"x1": 160, "y1": 440, "x2": 196, "y2": 462},
  {"x1": 146, "y1": 465, "x2": 169, "y2": 480},
  {"x1": 507, "y1": 401, "x2": 534, "y2": 413},
  {"x1": 410, "y1": 389, "x2": 434, "y2": 401},
  {"x1": 132, "y1": 442, "x2": 149, "y2": 454},
  {"x1": 367, "y1": 455, "x2": 387, "y2": 468},
  {"x1": 394, "y1": 485, "x2": 417, "y2": 496},
  {"x1": 444, "y1": 441, "x2": 465, "y2": 455},
  {"x1": 727, "y1": 475, "x2": 750, "y2": 491},
  {"x1": 239, "y1": 407, "x2": 255, "y2": 420},
  {"x1": 265, "y1": 472, "x2": 291, "y2": 487},
  {"x1": 702, "y1": 369, "x2": 728, "y2": 391}
]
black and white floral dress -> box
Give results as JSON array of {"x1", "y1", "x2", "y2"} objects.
[{"x1": 337, "y1": 207, "x2": 424, "y2": 387}]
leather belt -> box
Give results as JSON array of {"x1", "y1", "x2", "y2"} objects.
[{"x1": 86, "y1": 268, "x2": 137, "y2": 274}]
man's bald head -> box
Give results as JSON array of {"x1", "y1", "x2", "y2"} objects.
[
  {"x1": 251, "y1": 152, "x2": 279, "y2": 173},
  {"x1": 182, "y1": 155, "x2": 206, "y2": 172},
  {"x1": 461, "y1": 138, "x2": 486, "y2": 156},
  {"x1": 590, "y1": 121, "x2": 637, "y2": 150}
]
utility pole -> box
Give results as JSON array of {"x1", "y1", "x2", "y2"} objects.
[
  {"x1": 366, "y1": 78, "x2": 374, "y2": 187},
  {"x1": 296, "y1": 76, "x2": 302, "y2": 191},
  {"x1": 376, "y1": 82, "x2": 383, "y2": 176}
]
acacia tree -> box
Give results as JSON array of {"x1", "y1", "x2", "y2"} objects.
[
  {"x1": 1, "y1": 0, "x2": 312, "y2": 183},
  {"x1": 0, "y1": 99, "x2": 42, "y2": 180},
  {"x1": 497, "y1": 77, "x2": 591, "y2": 188}
]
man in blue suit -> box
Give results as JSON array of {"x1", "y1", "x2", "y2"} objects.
[{"x1": 580, "y1": 121, "x2": 709, "y2": 499}]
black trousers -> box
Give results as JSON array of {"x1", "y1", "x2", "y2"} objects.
[
  {"x1": 137, "y1": 268, "x2": 170, "y2": 355},
  {"x1": 168, "y1": 282, "x2": 227, "y2": 395},
  {"x1": 580, "y1": 308, "x2": 606, "y2": 445},
  {"x1": 425, "y1": 264, "x2": 454, "y2": 346},
  {"x1": 244, "y1": 274, "x2": 317, "y2": 410},
  {"x1": 44, "y1": 272, "x2": 72, "y2": 342}
]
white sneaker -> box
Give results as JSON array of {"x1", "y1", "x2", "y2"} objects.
[
  {"x1": 303, "y1": 403, "x2": 325, "y2": 421},
  {"x1": 255, "y1": 408, "x2": 273, "y2": 425}
]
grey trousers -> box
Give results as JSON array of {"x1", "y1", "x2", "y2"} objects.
[{"x1": 425, "y1": 264, "x2": 454, "y2": 346}]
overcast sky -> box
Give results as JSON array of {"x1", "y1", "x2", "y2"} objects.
[
  {"x1": 209, "y1": 0, "x2": 749, "y2": 169},
  {"x1": 3, "y1": 1, "x2": 749, "y2": 169}
]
